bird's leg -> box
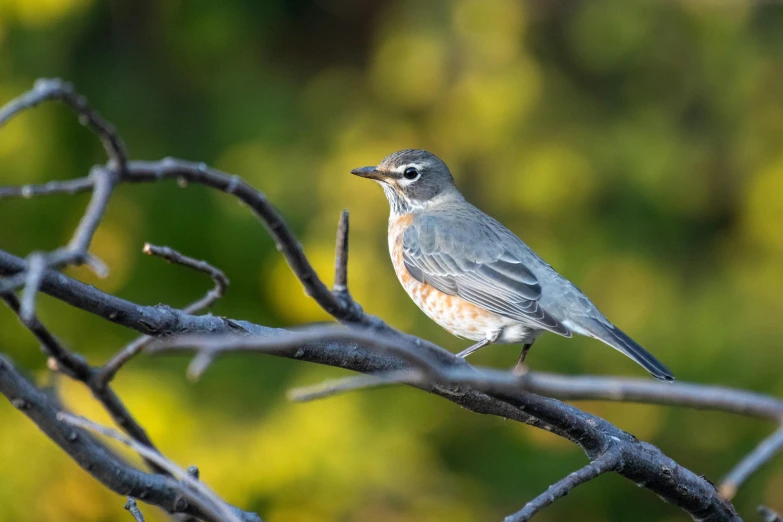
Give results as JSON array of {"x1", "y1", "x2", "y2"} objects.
[
  {"x1": 512, "y1": 343, "x2": 534, "y2": 375},
  {"x1": 456, "y1": 339, "x2": 491, "y2": 358},
  {"x1": 457, "y1": 331, "x2": 500, "y2": 358}
]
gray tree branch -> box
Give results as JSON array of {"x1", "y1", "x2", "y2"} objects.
[
  {"x1": 2, "y1": 78, "x2": 777, "y2": 521},
  {"x1": 504, "y1": 453, "x2": 620, "y2": 522},
  {"x1": 124, "y1": 498, "x2": 146, "y2": 522},
  {"x1": 0, "y1": 355, "x2": 261, "y2": 522},
  {"x1": 95, "y1": 242, "x2": 230, "y2": 386},
  {"x1": 759, "y1": 506, "x2": 783, "y2": 522},
  {"x1": 59, "y1": 413, "x2": 244, "y2": 522}
]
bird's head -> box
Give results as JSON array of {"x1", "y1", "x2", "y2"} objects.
[{"x1": 351, "y1": 149, "x2": 459, "y2": 214}]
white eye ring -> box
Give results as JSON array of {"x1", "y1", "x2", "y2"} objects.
[{"x1": 403, "y1": 166, "x2": 420, "y2": 180}]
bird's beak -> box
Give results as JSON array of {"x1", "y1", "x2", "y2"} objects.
[{"x1": 350, "y1": 166, "x2": 384, "y2": 181}]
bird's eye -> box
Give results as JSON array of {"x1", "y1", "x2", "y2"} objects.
[{"x1": 403, "y1": 167, "x2": 419, "y2": 180}]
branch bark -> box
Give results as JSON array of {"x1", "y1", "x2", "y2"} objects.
[
  {"x1": 0, "y1": 355, "x2": 261, "y2": 522},
  {"x1": 0, "y1": 245, "x2": 742, "y2": 521},
  {"x1": 95, "y1": 242, "x2": 229, "y2": 386},
  {"x1": 504, "y1": 453, "x2": 620, "y2": 522},
  {"x1": 759, "y1": 506, "x2": 783, "y2": 522},
  {"x1": 59, "y1": 413, "x2": 244, "y2": 522},
  {"x1": 3, "y1": 78, "x2": 778, "y2": 522},
  {"x1": 124, "y1": 498, "x2": 146, "y2": 522}
]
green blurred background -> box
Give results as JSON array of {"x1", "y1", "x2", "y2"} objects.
[{"x1": 1, "y1": 0, "x2": 782, "y2": 520}]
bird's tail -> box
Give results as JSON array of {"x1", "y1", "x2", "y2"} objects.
[{"x1": 593, "y1": 324, "x2": 674, "y2": 382}]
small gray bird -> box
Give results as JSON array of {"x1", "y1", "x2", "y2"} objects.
[{"x1": 351, "y1": 149, "x2": 674, "y2": 381}]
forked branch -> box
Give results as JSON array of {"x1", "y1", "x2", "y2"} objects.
[
  {"x1": 2, "y1": 78, "x2": 779, "y2": 522},
  {"x1": 504, "y1": 453, "x2": 620, "y2": 522}
]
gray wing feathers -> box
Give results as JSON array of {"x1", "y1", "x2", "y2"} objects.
[{"x1": 403, "y1": 215, "x2": 572, "y2": 337}]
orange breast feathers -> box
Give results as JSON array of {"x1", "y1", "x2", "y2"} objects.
[
  {"x1": 387, "y1": 213, "x2": 502, "y2": 340},
  {"x1": 388, "y1": 213, "x2": 415, "y2": 286}
]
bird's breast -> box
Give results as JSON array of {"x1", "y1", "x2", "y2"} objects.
[{"x1": 388, "y1": 213, "x2": 524, "y2": 342}]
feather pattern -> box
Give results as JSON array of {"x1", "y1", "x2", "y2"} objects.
[
  {"x1": 402, "y1": 212, "x2": 572, "y2": 337},
  {"x1": 360, "y1": 148, "x2": 674, "y2": 381}
]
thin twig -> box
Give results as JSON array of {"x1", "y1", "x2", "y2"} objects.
[
  {"x1": 95, "y1": 243, "x2": 229, "y2": 385},
  {"x1": 2, "y1": 293, "x2": 92, "y2": 380},
  {"x1": 68, "y1": 166, "x2": 117, "y2": 258},
  {"x1": 122, "y1": 159, "x2": 367, "y2": 323},
  {"x1": 144, "y1": 243, "x2": 229, "y2": 314},
  {"x1": 0, "y1": 79, "x2": 125, "y2": 301},
  {"x1": 154, "y1": 325, "x2": 783, "y2": 420},
  {"x1": 58, "y1": 413, "x2": 243, "y2": 522},
  {"x1": 504, "y1": 453, "x2": 620, "y2": 522},
  {"x1": 0, "y1": 355, "x2": 262, "y2": 522},
  {"x1": 288, "y1": 369, "x2": 424, "y2": 402},
  {"x1": 0, "y1": 156, "x2": 371, "y2": 324},
  {"x1": 0, "y1": 176, "x2": 93, "y2": 199},
  {"x1": 0, "y1": 166, "x2": 115, "y2": 296},
  {"x1": 518, "y1": 371, "x2": 783, "y2": 420},
  {"x1": 295, "y1": 367, "x2": 783, "y2": 420},
  {"x1": 19, "y1": 253, "x2": 46, "y2": 323},
  {"x1": 333, "y1": 210, "x2": 350, "y2": 292},
  {"x1": 720, "y1": 424, "x2": 783, "y2": 499},
  {"x1": 0, "y1": 293, "x2": 162, "y2": 471},
  {"x1": 179, "y1": 465, "x2": 203, "y2": 522},
  {"x1": 124, "y1": 498, "x2": 145, "y2": 522},
  {"x1": 0, "y1": 78, "x2": 127, "y2": 166},
  {"x1": 149, "y1": 327, "x2": 462, "y2": 385},
  {"x1": 759, "y1": 506, "x2": 783, "y2": 522},
  {"x1": 288, "y1": 358, "x2": 783, "y2": 495}
]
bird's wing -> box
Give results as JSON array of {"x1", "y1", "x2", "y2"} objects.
[{"x1": 402, "y1": 214, "x2": 571, "y2": 337}]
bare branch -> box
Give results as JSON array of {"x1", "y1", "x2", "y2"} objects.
[
  {"x1": 333, "y1": 210, "x2": 350, "y2": 292},
  {"x1": 150, "y1": 327, "x2": 457, "y2": 384},
  {"x1": 288, "y1": 369, "x2": 424, "y2": 402},
  {"x1": 0, "y1": 176, "x2": 93, "y2": 198},
  {"x1": 0, "y1": 355, "x2": 261, "y2": 522},
  {"x1": 143, "y1": 243, "x2": 229, "y2": 314},
  {"x1": 492, "y1": 372, "x2": 783, "y2": 421},
  {"x1": 0, "y1": 238, "x2": 743, "y2": 521},
  {"x1": 719, "y1": 424, "x2": 783, "y2": 499},
  {"x1": 0, "y1": 79, "x2": 126, "y2": 302},
  {"x1": 19, "y1": 253, "x2": 46, "y2": 323},
  {"x1": 2, "y1": 293, "x2": 92, "y2": 381},
  {"x1": 95, "y1": 243, "x2": 229, "y2": 386},
  {"x1": 290, "y1": 348, "x2": 783, "y2": 501},
  {"x1": 0, "y1": 165, "x2": 116, "y2": 297},
  {"x1": 154, "y1": 326, "x2": 783, "y2": 421},
  {"x1": 1, "y1": 293, "x2": 161, "y2": 470},
  {"x1": 0, "y1": 78, "x2": 127, "y2": 167},
  {"x1": 59, "y1": 413, "x2": 244, "y2": 522},
  {"x1": 759, "y1": 506, "x2": 783, "y2": 522},
  {"x1": 0, "y1": 80, "x2": 765, "y2": 521},
  {"x1": 504, "y1": 453, "x2": 620, "y2": 522},
  {"x1": 151, "y1": 329, "x2": 749, "y2": 520},
  {"x1": 95, "y1": 336, "x2": 153, "y2": 386},
  {"x1": 123, "y1": 158, "x2": 364, "y2": 322},
  {"x1": 67, "y1": 166, "x2": 117, "y2": 258},
  {"x1": 124, "y1": 498, "x2": 145, "y2": 522}
]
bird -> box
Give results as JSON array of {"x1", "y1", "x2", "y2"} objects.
[{"x1": 350, "y1": 149, "x2": 674, "y2": 382}]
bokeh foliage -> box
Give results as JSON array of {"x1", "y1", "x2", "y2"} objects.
[{"x1": 1, "y1": 0, "x2": 782, "y2": 520}]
